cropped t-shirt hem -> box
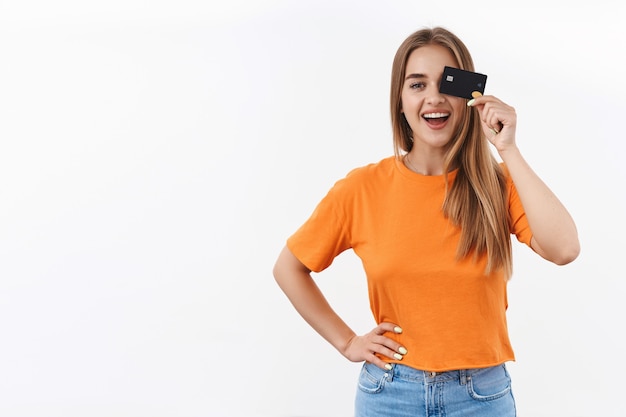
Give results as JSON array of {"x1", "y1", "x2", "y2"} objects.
[{"x1": 383, "y1": 356, "x2": 516, "y2": 373}]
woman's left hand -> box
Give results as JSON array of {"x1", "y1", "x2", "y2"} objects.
[{"x1": 468, "y1": 95, "x2": 517, "y2": 153}]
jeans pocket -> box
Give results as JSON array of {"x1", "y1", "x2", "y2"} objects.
[
  {"x1": 357, "y1": 363, "x2": 388, "y2": 394},
  {"x1": 466, "y1": 365, "x2": 512, "y2": 401}
]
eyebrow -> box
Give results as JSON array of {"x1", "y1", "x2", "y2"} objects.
[{"x1": 404, "y1": 73, "x2": 427, "y2": 81}]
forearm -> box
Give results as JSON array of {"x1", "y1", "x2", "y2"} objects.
[
  {"x1": 499, "y1": 146, "x2": 580, "y2": 264},
  {"x1": 273, "y1": 246, "x2": 356, "y2": 355}
]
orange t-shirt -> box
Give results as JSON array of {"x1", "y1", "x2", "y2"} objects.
[{"x1": 287, "y1": 156, "x2": 533, "y2": 371}]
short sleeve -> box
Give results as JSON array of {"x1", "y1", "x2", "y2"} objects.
[{"x1": 286, "y1": 178, "x2": 354, "y2": 273}]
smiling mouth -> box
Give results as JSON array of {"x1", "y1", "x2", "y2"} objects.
[{"x1": 423, "y1": 112, "x2": 450, "y2": 127}]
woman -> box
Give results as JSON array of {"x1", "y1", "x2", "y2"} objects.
[{"x1": 273, "y1": 26, "x2": 579, "y2": 417}]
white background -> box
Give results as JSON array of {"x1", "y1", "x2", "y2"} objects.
[{"x1": 0, "y1": 1, "x2": 624, "y2": 416}]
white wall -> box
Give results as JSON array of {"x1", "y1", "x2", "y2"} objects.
[{"x1": 0, "y1": 1, "x2": 624, "y2": 416}]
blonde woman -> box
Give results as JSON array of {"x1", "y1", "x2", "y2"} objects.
[{"x1": 273, "y1": 26, "x2": 579, "y2": 417}]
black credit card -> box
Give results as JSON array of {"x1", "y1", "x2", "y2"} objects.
[{"x1": 439, "y1": 66, "x2": 487, "y2": 99}]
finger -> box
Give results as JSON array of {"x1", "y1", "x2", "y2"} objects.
[
  {"x1": 369, "y1": 356, "x2": 393, "y2": 371},
  {"x1": 363, "y1": 349, "x2": 397, "y2": 371},
  {"x1": 466, "y1": 93, "x2": 493, "y2": 107},
  {"x1": 468, "y1": 94, "x2": 503, "y2": 109},
  {"x1": 487, "y1": 116, "x2": 504, "y2": 134},
  {"x1": 375, "y1": 322, "x2": 403, "y2": 335},
  {"x1": 480, "y1": 104, "x2": 503, "y2": 133},
  {"x1": 371, "y1": 323, "x2": 408, "y2": 358},
  {"x1": 371, "y1": 343, "x2": 406, "y2": 361},
  {"x1": 371, "y1": 335, "x2": 408, "y2": 357}
]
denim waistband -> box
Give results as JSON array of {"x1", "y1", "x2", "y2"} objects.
[{"x1": 384, "y1": 363, "x2": 505, "y2": 385}]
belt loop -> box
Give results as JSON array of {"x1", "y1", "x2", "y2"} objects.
[
  {"x1": 459, "y1": 369, "x2": 467, "y2": 385},
  {"x1": 385, "y1": 363, "x2": 395, "y2": 382}
]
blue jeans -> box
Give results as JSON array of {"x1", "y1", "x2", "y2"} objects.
[{"x1": 355, "y1": 362, "x2": 516, "y2": 417}]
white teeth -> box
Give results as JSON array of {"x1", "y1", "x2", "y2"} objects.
[{"x1": 423, "y1": 113, "x2": 450, "y2": 118}]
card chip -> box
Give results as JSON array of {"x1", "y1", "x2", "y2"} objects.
[{"x1": 446, "y1": 75, "x2": 454, "y2": 82}]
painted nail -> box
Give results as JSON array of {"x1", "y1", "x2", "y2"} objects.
[
  {"x1": 393, "y1": 353, "x2": 403, "y2": 360},
  {"x1": 385, "y1": 364, "x2": 393, "y2": 370},
  {"x1": 489, "y1": 128, "x2": 499, "y2": 135},
  {"x1": 393, "y1": 326, "x2": 403, "y2": 334},
  {"x1": 466, "y1": 99, "x2": 475, "y2": 107},
  {"x1": 398, "y1": 347, "x2": 408, "y2": 355}
]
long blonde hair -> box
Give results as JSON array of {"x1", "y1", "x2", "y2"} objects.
[{"x1": 390, "y1": 27, "x2": 512, "y2": 278}]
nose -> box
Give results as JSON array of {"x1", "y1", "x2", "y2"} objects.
[{"x1": 426, "y1": 85, "x2": 446, "y2": 105}]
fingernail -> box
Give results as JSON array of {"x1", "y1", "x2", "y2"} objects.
[
  {"x1": 398, "y1": 347, "x2": 408, "y2": 355},
  {"x1": 471, "y1": 91, "x2": 483, "y2": 98},
  {"x1": 385, "y1": 364, "x2": 393, "y2": 370},
  {"x1": 489, "y1": 128, "x2": 499, "y2": 135},
  {"x1": 467, "y1": 99, "x2": 475, "y2": 107},
  {"x1": 393, "y1": 353, "x2": 403, "y2": 360},
  {"x1": 393, "y1": 326, "x2": 403, "y2": 334}
]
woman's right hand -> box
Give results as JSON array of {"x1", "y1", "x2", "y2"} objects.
[
  {"x1": 342, "y1": 322, "x2": 408, "y2": 370},
  {"x1": 274, "y1": 248, "x2": 409, "y2": 370}
]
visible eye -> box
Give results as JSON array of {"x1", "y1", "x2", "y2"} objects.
[{"x1": 409, "y1": 81, "x2": 426, "y2": 90}]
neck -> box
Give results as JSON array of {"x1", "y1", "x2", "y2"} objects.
[{"x1": 404, "y1": 150, "x2": 445, "y2": 176}]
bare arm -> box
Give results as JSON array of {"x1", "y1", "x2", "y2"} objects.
[
  {"x1": 273, "y1": 246, "x2": 407, "y2": 369},
  {"x1": 498, "y1": 146, "x2": 580, "y2": 264},
  {"x1": 469, "y1": 95, "x2": 580, "y2": 265}
]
